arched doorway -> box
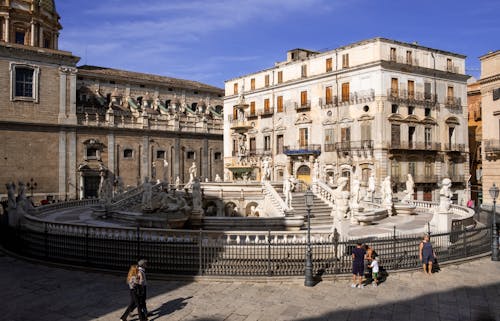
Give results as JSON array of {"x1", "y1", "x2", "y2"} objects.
[{"x1": 296, "y1": 165, "x2": 311, "y2": 185}]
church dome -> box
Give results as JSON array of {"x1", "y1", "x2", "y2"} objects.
[{"x1": 38, "y1": 0, "x2": 56, "y2": 15}]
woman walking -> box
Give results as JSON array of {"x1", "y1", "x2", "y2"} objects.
[{"x1": 120, "y1": 264, "x2": 147, "y2": 321}]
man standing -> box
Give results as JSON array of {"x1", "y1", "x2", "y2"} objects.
[
  {"x1": 137, "y1": 259, "x2": 148, "y2": 316},
  {"x1": 351, "y1": 242, "x2": 366, "y2": 288}
]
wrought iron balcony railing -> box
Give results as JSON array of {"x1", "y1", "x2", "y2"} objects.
[
  {"x1": 445, "y1": 97, "x2": 462, "y2": 108},
  {"x1": 387, "y1": 89, "x2": 437, "y2": 106},
  {"x1": 389, "y1": 141, "x2": 441, "y2": 151},
  {"x1": 284, "y1": 144, "x2": 321, "y2": 155}
]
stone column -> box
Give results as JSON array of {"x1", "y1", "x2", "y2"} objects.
[
  {"x1": 142, "y1": 136, "x2": 150, "y2": 181},
  {"x1": 68, "y1": 68, "x2": 78, "y2": 123},
  {"x1": 30, "y1": 21, "x2": 35, "y2": 46},
  {"x1": 174, "y1": 137, "x2": 180, "y2": 180},
  {"x1": 107, "y1": 134, "x2": 115, "y2": 174},
  {"x1": 59, "y1": 131, "x2": 67, "y2": 200},
  {"x1": 4, "y1": 17, "x2": 9, "y2": 43},
  {"x1": 202, "y1": 138, "x2": 208, "y2": 179},
  {"x1": 58, "y1": 68, "x2": 68, "y2": 123},
  {"x1": 68, "y1": 131, "x2": 77, "y2": 200}
]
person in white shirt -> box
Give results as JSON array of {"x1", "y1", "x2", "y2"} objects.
[{"x1": 369, "y1": 257, "x2": 380, "y2": 287}]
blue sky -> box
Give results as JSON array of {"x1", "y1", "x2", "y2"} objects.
[{"x1": 57, "y1": 0, "x2": 499, "y2": 89}]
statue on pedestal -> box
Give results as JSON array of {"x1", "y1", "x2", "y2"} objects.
[
  {"x1": 283, "y1": 176, "x2": 295, "y2": 209},
  {"x1": 142, "y1": 177, "x2": 153, "y2": 211},
  {"x1": 402, "y1": 174, "x2": 415, "y2": 203},
  {"x1": 367, "y1": 173, "x2": 376, "y2": 201},
  {"x1": 438, "y1": 178, "x2": 452, "y2": 213},
  {"x1": 332, "y1": 177, "x2": 350, "y2": 220},
  {"x1": 381, "y1": 176, "x2": 393, "y2": 215}
]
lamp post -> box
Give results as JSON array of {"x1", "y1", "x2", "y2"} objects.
[
  {"x1": 489, "y1": 183, "x2": 499, "y2": 261},
  {"x1": 304, "y1": 188, "x2": 314, "y2": 287}
]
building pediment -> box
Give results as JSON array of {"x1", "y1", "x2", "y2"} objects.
[
  {"x1": 261, "y1": 127, "x2": 274, "y2": 133},
  {"x1": 295, "y1": 113, "x2": 312, "y2": 125},
  {"x1": 404, "y1": 115, "x2": 420, "y2": 123},
  {"x1": 388, "y1": 114, "x2": 404, "y2": 122},
  {"x1": 322, "y1": 119, "x2": 336, "y2": 126},
  {"x1": 445, "y1": 116, "x2": 460, "y2": 125},
  {"x1": 422, "y1": 116, "x2": 437, "y2": 125},
  {"x1": 358, "y1": 114, "x2": 374, "y2": 121}
]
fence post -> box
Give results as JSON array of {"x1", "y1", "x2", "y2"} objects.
[
  {"x1": 136, "y1": 226, "x2": 140, "y2": 260},
  {"x1": 267, "y1": 230, "x2": 271, "y2": 276},
  {"x1": 85, "y1": 225, "x2": 89, "y2": 264},
  {"x1": 44, "y1": 222, "x2": 48, "y2": 258},
  {"x1": 392, "y1": 225, "x2": 396, "y2": 269},
  {"x1": 463, "y1": 225, "x2": 467, "y2": 257},
  {"x1": 333, "y1": 228, "x2": 339, "y2": 274},
  {"x1": 198, "y1": 229, "x2": 202, "y2": 276}
]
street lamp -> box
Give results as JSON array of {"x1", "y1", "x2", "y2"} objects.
[
  {"x1": 304, "y1": 188, "x2": 314, "y2": 287},
  {"x1": 488, "y1": 183, "x2": 499, "y2": 261}
]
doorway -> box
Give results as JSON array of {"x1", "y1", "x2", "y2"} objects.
[
  {"x1": 296, "y1": 165, "x2": 311, "y2": 185},
  {"x1": 83, "y1": 175, "x2": 100, "y2": 198}
]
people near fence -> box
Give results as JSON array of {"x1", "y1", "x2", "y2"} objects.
[
  {"x1": 369, "y1": 256, "x2": 380, "y2": 287},
  {"x1": 137, "y1": 259, "x2": 149, "y2": 317},
  {"x1": 419, "y1": 234, "x2": 436, "y2": 275},
  {"x1": 363, "y1": 244, "x2": 374, "y2": 281},
  {"x1": 351, "y1": 242, "x2": 366, "y2": 288},
  {"x1": 120, "y1": 264, "x2": 147, "y2": 321}
]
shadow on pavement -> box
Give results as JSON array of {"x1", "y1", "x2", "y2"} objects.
[{"x1": 148, "y1": 296, "x2": 192, "y2": 320}]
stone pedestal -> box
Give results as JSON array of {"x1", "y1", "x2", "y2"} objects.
[
  {"x1": 393, "y1": 203, "x2": 416, "y2": 215},
  {"x1": 430, "y1": 211, "x2": 453, "y2": 234},
  {"x1": 333, "y1": 218, "x2": 351, "y2": 238},
  {"x1": 190, "y1": 208, "x2": 204, "y2": 228}
]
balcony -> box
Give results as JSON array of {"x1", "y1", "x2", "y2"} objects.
[
  {"x1": 246, "y1": 111, "x2": 258, "y2": 119},
  {"x1": 336, "y1": 90, "x2": 375, "y2": 106},
  {"x1": 387, "y1": 89, "x2": 437, "y2": 106},
  {"x1": 443, "y1": 143, "x2": 465, "y2": 153},
  {"x1": 258, "y1": 108, "x2": 274, "y2": 118},
  {"x1": 284, "y1": 144, "x2": 321, "y2": 156},
  {"x1": 445, "y1": 97, "x2": 462, "y2": 109},
  {"x1": 483, "y1": 139, "x2": 500, "y2": 160},
  {"x1": 295, "y1": 101, "x2": 311, "y2": 112},
  {"x1": 387, "y1": 55, "x2": 420, "y2": 66},
  {"x1": 449, "y1": 174, "x2": 465, "y2": 183},
  {"x1": 389, "y1": 141, "x2": 441, "y2": 151},
  {"x1": 230, "y1": 119, "x2": 253, "y2": 132},
  {"x1": 413, "y1": 175, "x2": 438, "y2": 184}
]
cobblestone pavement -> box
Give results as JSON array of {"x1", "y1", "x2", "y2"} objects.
[{"x1": 2, "y1": 251, "x2": 500, "y2": 321}]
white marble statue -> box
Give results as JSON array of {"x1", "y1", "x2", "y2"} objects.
[
  {"x1": 332, "y1": 177, "x2": 350, "y2": 220},
  {"x1": 261, "y1": 157, "x2": 271, "y2": 181},
  {"x1": 283, "y1": 176, "x2": 295, "y2": 209},
  {"x1": 381, "y1": 176, "x2": 393, "y2": 207},
  {"x1": 313, "y1": 159, "x2": 320, "y2": 182},
  {"x1": 162, "y1": 159, "x2": 169, "y2": 183},
  {"x1": 214, "y1": 174, "x2": 222, "y2": 182},
  {"x1": 367, "y1": 173, "x2": 376, "y2": 201},
  {"x1": 351, "y1": 176, "x2": 361, "y2": 208},
  {"x1": 189, "y1": 162, "x2": 197, "y2": 182},
  {"x1": 175, "y1": 176, "x2": 181, "y2": 190},
  {"x1": 402, "y1": 174, "x2": 415, "y2": 203},
  {"x1": 192, "y1": 177, "x2": 202, "y2": 210},
  {"x1": 439, "y1": 178, "x2": 452, "y2": 212}
]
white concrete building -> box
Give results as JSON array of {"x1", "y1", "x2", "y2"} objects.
[{"x1": 224, "y1": 38, "x2": 469, "y2": 202}]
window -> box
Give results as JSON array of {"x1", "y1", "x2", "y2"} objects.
[
  {"x1": 424, "y1": 82, "x2": 432, "y2": 100},
  {"x1": 361, "y1": 123, "x2": 371, "y2": 143},
  {"x1": 123, "y1": 149, "x2": 133, "y2": 158},
  {"x1": 408, "y1": 106, "x2": 415, "y2": 115},
  {"x1": 391, "y1": 124, "x2": 400, "y2": 148},
  {"x1": 232, "y1": 140, "x2": 238, "y2": 156},
  {"x1": 392, "y1": 104, "x2": 399, "y2": 113},
  {"x1": 406, "y1": 50, "x2": 412, "y2": 65},
  {"x1": 277, "y1": 71, "x2": 283, "y2": 84},
  {"x1": 425, "y1": 108, "x2": 431, "y2": 117},
  {"x1": 11, "y1": 64, "x2": 39, "y2": 102},
  {"x1": 390, "y1": 47, "x2": 397, "y2": 61},
  {"x1": 299, "y1": 128, "x2": 308, "y2": 148},
  {"x1": 277, "y1": 96, "x2": 284, "y2": 113},
  {"x1": 43, "y1": 37, "x2": 51, "y2": 49},
  {"x1": 493, "y1": 88, "x2": 500, "y2": 101},
  {"x1": 408, "y1": 126, "x2": 416, "y2": 148},
  {"x1": 214, "y1": 152, "x2": 222, "y2": 160},
  {"x1": 342, "y1": 54, "x2": 349, "y2": 68},
  {"x1": 325, "y1": 86, "x2": 333, "y2": 105},
  {"x1": 15, "y1": 31, "x2": 25, "y2": 44},
  {"x1": 276, "y1": 134, "x2": 284, "y2": 154},
  {"x1": 156, "y1": 150, "x2": 166, "y2": 159},
  {"x1": 265, "y1": 75, "x2": 270, "y2": 87},
  {"x1": 408, "y1": 161, "x2": 416, "y2": 177},
  {"x1": 232, "y1": 106, "x2": 237, "y2": 119},
  {"x1": 324, "y1": 128, "x2": 335, "y2": 151},
  {"x1": 448, "y1": 127, "x2": 455, "y2": 147},
  {"x1": 300, "y1": 91, "x2": 308, "y2": 107},
  {"x1": 86, "y1": 148, "x2": 98, "y2": 159},
  {"x1": 233, "y1": 83, "x2": 238, "y2": 95},
  {"x1": 447, "y1": 86, "x2": 454, "y2": 104},
  {"x1": 249, "y1": 138, "x2": 256, "y2": 154},
  {"x1": 408, "y1": 80, "x2": 415, "y2": 99},
  {"x1": 446, "y1": 58, "x2": 453, "y2": 72},
  {"x1": 250, "y1": 101, "x2": 256, "y2": 116},
  {"x1": 250, "y1": 78, "x2": 255, "y2": 90},
  {"x1": 391, "y1": 159, "x2": 400, "y2": 183},
  {"x1": 264, "y1": 98, "x2": 270, "y2": 113},
  {"x1": 301, "y1": 64, "x2": 307, "y2": 77},
  {"x1": 341, "y1": 127, "x2": 351, "y2": 149},
  {"x1": 264, "y1": 136, "x2": 271, "y2": 151},
  {"x1": 391, "y1": 78, "x2": 398, "y2": 96},
  {"x1": 425, "y1": 127, "x2": 432, "y2": 147},
  {"x1": 326, "y1": 58, "x2": 333, "y2": 72},
  {"x1": 187, "y1": 151, "x2": 195, "y2": 159},
  {"x1": 341, "y1": 82, "x2": 349, "y2": 102}
]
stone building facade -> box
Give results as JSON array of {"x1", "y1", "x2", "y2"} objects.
[
  {"x1": 0, "y1": 0, "x2": 224, "y2": 201},
  {"x1": 224, "y1": 38, "x2": 469, "y2": 202},
  {"x1": 467, "y1": 78, "x2": 482, "y2": 205},
  {"x1": 480, "y1": 50, "x2": 500, "y2": 206}
]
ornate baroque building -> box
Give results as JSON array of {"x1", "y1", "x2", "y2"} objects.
[
  {"x1": 224, "y1": 38, "x2": 469, "y2": 202},
  {"x1": 467, "y1": 78, "x2": 482, "y2": 205},
  {"x1": 0, "y1": 0, "x2": 224, "y2": 201},
  {"x1": 480, "y1": 50, "x2": 500, "y2": 206}
]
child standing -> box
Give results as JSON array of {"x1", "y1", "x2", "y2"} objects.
[{"x1": 369, "y1": 257, "x2": 380, "y2": 287}]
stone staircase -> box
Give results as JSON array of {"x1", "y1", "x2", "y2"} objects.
[{"x1": 286, "y1": 191, "x2": 334, "y2": 231}]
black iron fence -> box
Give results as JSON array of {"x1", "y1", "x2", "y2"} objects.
[{"x1": 0, "y1": 223, "x2": 491, "y2": 276}]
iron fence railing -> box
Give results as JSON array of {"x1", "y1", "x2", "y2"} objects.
[{"x1": 0, "y1": 224, "x2": 491, "y2": 276}]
